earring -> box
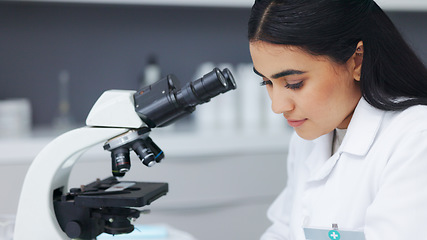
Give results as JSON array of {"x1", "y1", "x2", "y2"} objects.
[{"x1": 356, "y1": 48, "x2": 362, "y2": 56}]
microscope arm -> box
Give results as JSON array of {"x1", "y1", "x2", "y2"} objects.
[
  {"x1": 14, "y1": 127, "x2": 128, "y2": 240},
  {"x1": 14, "y1": 90, "x2": 141, "y2": 240}
]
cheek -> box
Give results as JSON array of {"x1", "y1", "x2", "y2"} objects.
[
  {"x1": 297, "y1": 77, "x2": 342, "y2": 121},
  {"x1": 306, "y1": 69, "x2": 348, "y2": 105},
  {"x1": 299, "y1": 82, "x2": 335, "y2": 110}
]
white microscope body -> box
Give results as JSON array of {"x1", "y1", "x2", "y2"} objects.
[
  {"x1": 14, "y1": 90, "x2": 144, "y2": 240},
  {"x1": 13, "y1": 68, "x2": 236, "y2": 240}
]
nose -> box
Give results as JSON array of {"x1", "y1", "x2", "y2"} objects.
[{"x1": 269, "y1": 89, "x2": 294, "y2": 114}]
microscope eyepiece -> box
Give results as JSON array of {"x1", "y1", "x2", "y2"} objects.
[
  {"x1": 188, "y1": 68, "x2": 227, "y2": 102},
  {"x1": 222, "y1": 68, "x2": 237, "y2": 90},
  {"x1": 134, "y1": 68, "x2": 237, "y2": 128}
]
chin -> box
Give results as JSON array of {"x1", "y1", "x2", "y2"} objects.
[{"x1": 295, "y1": 129, "x2": 326, "y2": 141}]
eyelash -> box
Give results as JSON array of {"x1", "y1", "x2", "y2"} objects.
[
  {"x1": 259, "y1": 80, "x2": 271, "y2": 86},
  {"x1": 259, "y1": 80, "x2": 304, "y2": 90}
]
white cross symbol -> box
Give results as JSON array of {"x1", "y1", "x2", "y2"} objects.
[{"x1": 330, "y1": 231, "x2": 339, "y2": 239}]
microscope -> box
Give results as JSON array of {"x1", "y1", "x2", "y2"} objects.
[{"x1": 13, "y1": 68, "x2": 236, "y2": 240}]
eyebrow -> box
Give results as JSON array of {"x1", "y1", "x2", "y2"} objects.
[{"x1": 253, "y1": 67, "x2": 306, "y2": 79}]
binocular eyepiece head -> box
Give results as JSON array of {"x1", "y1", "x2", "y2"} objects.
[
  {"x1": 134, "y1": 68, "x2": 236, "y2": 128},
  {"x1": 105, "y1": 68, "x2": 236, "y2": 177}
]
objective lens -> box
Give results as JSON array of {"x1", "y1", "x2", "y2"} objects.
[
  {"x1": 111, "y1": 148, "x2": 130, "y2": 177},
  {"x1": 144, "y1": 137, "x2": 164, "y2": 163},
  {"x1": 132, "y1": 140, "x2": 156, "y2": 167}
]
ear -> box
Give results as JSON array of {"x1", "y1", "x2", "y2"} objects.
[{"x1": 352, "y1": 41, "x2": 364, "y2": 81}]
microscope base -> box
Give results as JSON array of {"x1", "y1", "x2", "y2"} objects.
[{"x1": 54, "y1": 177, "x2": 168, "y2": 239}]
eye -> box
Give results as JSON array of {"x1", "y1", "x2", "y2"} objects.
[
  {"x1": 285, "y1": 81, "x2": 304, "y2": 90},
  {"x1": 259, "y1": 80, "x2": 272, "y2": 86},
  {"x1": 259, "y1": 77, "x2": 272, "y2": 87}
]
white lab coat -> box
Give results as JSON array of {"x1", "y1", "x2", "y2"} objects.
[{"x1": 261, "y1": 98, "x2": 427, "y2": 240}]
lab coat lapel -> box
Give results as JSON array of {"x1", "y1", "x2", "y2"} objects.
[
  {"x1": 304, "y1": 131, "x2": 336, "y2": 182},
  {"x1": 304, "y1": 98, "x2": 384, "y2": 182},
  {"x1": 340, "y1": 98, "x2": 385, "y2": 156}
]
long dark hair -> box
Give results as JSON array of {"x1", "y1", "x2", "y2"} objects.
[{"x1": 248, "y1": 0, "x2": 427, "y2": 111}]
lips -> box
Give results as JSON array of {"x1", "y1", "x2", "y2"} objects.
[{"x1": 286, "y1": 118, "x2": 307, "y2": 128}]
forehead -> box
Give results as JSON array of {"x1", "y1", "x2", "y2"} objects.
[
  {"x1": 250, "y1": 41, "x2": 311, "y2": 60},
  {"x1": 250, "y1": 41, "x2": 299, "y2": 53},
  {"x1": 249, "y1": 41, "x2": 329, "y2": 75}
]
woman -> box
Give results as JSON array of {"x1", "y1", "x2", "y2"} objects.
[{"x1": 248, "y1": 0, "x2": 427, "y2": 239}]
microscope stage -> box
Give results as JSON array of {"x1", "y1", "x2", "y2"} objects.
[{"x1": 69, "y1": 177, "x2": 168, "y2": 208}]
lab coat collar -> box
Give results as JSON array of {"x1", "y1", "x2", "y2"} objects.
[
  {"x1": 305, "y1": 133, "x2": 337, "y2": 182},
  {"x1": 304, "y1": 132, "x2": 334, "y2": 175},
  {"x1": 340, "y1": 97, "x2": 385, "y2": 156},
  {"x1": 305, "y1": 97, "x2": 385, "y2": 182}
]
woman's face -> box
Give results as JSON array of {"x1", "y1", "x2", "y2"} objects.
[{"x1": 249, "y1": 41, "x2": 362, "y2": 140}]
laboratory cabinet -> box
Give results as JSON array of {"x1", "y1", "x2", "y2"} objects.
[{"x1": 0, "y1": 130, "x2": 291, "y2": 240}]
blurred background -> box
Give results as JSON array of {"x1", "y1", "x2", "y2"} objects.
[{"x1": 0, "y1": 0, "x2": 426, "y2": 239}]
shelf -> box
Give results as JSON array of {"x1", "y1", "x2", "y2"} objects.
[
  {"x1": 0, "y1": 127, "x2": 292, "y2": 164},
  {"x1": 376, "y1": 0, "x2": 427, "y2": 11},
  {"x1": 14, "y1": 0, "x2": 255, "y2": 8},
  {"x1": 12, "y1": 0, "x2": 427, "y2": 10}
]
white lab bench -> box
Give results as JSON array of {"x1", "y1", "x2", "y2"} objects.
[{"x1": 0, "y1": 127, "x2": 291, "y2": 240}]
